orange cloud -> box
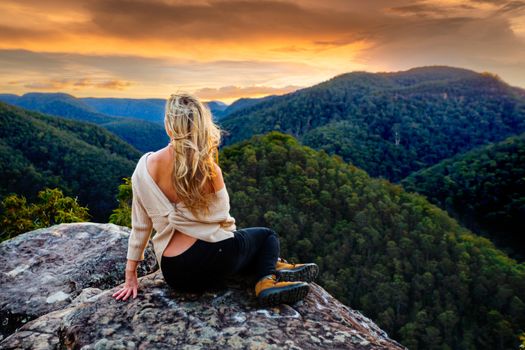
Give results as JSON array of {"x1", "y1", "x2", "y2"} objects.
[
  {"x1": 0, "y1": 0, "x2": 524, "y2": 99},
  {"x1": 94, "y1": 80, "x2": 133, "y2": 90},
  {"x1": 194, "y1": 84, "x2": 304, "y2": 100},
  {"x1": 11, "y1": 78, "x2": 133, "y2": 90}
]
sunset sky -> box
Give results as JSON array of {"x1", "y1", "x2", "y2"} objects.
[{"x1": 1, "y1": 0, "x2": 524, "y2": 104}]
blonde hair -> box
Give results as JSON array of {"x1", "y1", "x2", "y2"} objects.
[{"x1": 164, "y1": 91, "x2": 222, "y2": 219}]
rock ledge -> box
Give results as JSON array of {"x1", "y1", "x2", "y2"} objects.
[{"x1": 0, "y1": 223, "x2": 406, "y2": 349}]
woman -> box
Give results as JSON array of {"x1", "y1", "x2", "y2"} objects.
[{"x1": 112, "y1": 92, "x2": 319, "y2": 307}]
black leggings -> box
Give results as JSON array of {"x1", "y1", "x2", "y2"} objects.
[{"x1": 160, "y1": 227, "x2": 280, "y2": 292}]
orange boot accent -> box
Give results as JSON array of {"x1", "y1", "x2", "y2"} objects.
[
  {"x1": 254, "y1": 274, "x2": 309, "y2": 307},
  {"x1": 275, "y1": 257, "x2": 319, "y2": 283}
]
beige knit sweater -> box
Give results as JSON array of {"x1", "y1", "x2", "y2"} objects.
[{"x1": 127, "y1": 151, "x2": 236, "y2": 271}]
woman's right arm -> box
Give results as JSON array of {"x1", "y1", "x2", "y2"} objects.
[
  {"x1": 113, "y1": 180, "x2": 153, "y2": 301},
  {"x1": 126, "y1": 181, "x2": 154, "y2": 262}
]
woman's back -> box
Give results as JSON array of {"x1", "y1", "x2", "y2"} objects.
[
  {"x1": 146, "y1": 146, "x2": 225, "y2": 202},
  {"x1": 146, "y1": 145, "x2": 226, "y2": 257}
]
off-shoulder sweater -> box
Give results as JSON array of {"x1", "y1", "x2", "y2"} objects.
[{"x1": 126, "y1": 151, "x2": 236, "y2": 271}]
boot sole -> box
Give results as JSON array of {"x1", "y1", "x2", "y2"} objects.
[
  {"x1": 276, "y1": 263, "x2": 319, "y2": 283},
  {"x1": 257, "y1": 282, "x2": 310, "y2": 307}
]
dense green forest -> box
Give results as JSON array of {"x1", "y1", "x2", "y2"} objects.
[
  {"x1": 0, "y1": 93, "x2": 168, "y2": 152},
  {"x1": 0, "y1": 102, "x2": 140, "y2": 221},
  {"x1": 215, "y1": 131, "x2": 524, "y2": 349},
  {"x1": 401, "y1": 132, "x2": 525, "y2": 261},
  {"x1": 219, "y1": 66, "x2": 525, "y2": 182},
  {"x1": 105, "y1": 126, "x2": 525, "y2": 349}
]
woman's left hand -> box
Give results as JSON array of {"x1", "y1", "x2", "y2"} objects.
[{"x1": 112, "y1": 269, "x2": 139, "y2": 301}]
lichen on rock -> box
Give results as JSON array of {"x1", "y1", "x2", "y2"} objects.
[{"x1": 0, "y1": 222, "x2": 157, "y2": 340}]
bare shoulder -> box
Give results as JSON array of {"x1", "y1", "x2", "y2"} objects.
[
  {"x1": 146, "y1": 150, "x2": 164, "y2": 177},
  {"x1": 213, "y1": 162, "x2": 223, "y2": 176},
  {"x1": 212, "y1": 162, "x2": 225, "y2": 191}
]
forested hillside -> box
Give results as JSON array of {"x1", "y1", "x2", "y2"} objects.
[
  {"x1": 217, "y1": 95, "x2": 277, "y2": 118},
  {"x1": 0, "y1": 102, "x2": 140, "y2": 221},
  {"x1": 80, "y1": 97, "x2": 166, "y2": 123},
  {"x1": 0, "y1": 93, "x2": 168, "y2": 152},
  {"x1": 219, "y1": 66, "x2": 525, "y2": 182},
  {"x1": 219, "y1": 131, "x2": 525, "y2": 349},
  {"x1": 401, "y1": 132, "x2": 525, "y2": 261}
]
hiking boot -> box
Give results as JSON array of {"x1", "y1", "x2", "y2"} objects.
[
  {"x1": 275, "y1": 257, "x2": 319, "y2": 283},
  {"x1": 254, "y1": 274, "x2": 309, "y2": 307}
]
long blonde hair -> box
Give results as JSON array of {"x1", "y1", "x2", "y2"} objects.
[{"x1": 164, "y1": 92, "x2": 222, "y2": 219}]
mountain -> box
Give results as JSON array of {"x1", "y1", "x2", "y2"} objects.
[
  {"x1": 0, "y1": 93, "x2": 168, "y2": 152},
  {"x1": 401, "y1": 132, "x2": 525, "y2": 260},
  {"x1": 216, "y1": 95, "x2": 278, "y2": 119},
  {"x1": 0, "y1": 93, "x2": 21, "y2": 105},
  {"x1": 0, "y1": 101, "x2": 141, "y2": 221},
  {"x1": 0, "y1": 222, "x2": 405, "y2": 349},
  {"x1": 205, "y1": 100, "x2": 229, "y2": 120},
  {"x1": 80, "y1": 97, "x2": 166, "y2": 123},
  {"x1": 220, "y1": 131, "x2": 525, "y2": 349},
  {"x1": 81, "y1": 97, "x2": 229, "y2": 122},
  {"x1": 0, "y1": 92, "x2": 112, "y2": 123},
  {"x1": 218, "y1": 66, "x2": 525, "y2": 182}
]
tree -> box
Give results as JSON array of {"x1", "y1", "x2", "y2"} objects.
[
  {"x1": 0, "y1": 187, "x2": 90, "y2": 242},
  {"x1": 108, "y1": 177, "x2": 132, "y2": 227}
]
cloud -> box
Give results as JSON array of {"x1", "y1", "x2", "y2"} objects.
[
  {"x1": 496, "y1": 0, "x2": 525, "y2": 13},
  {"x1": 0, "y1": 49, "x2": 319, "y2": 83},
  {"x1": 1, "y1": 0, "x2": 524, "y2": 49},
  {"x1": 82, "y1": 0, "x2": 374, "y2": 41},
  {"x1": 0, "y1": 0, "x2": 377, "y2": 45},
  {"x1": 23, "y1": 79, "x2": 69, "y2": 90},
  {"x1": 13, "y1": 77, "x2": 133, "y2": 90},
  {"x1": 95, "y1": 80, "x2": 133, "y2": 90},
  {"x1": 0, "y1": 48, "x2": 320, "y2": 99},
  {"x1": 0, "y1": 24, "x2": 57, "y2": 40},
  {"x1": 386, "y1": 3, "x2": 450, "y2": 17},
  {"x1": 352, "y1": 1, "x2": 525, "y2": 84},
  {"x1": 193, "y1": 84, "x2": 304, "y2": 99},
  {"x1": 0, "y1": 0, "x2": 524, "y2": 96}
]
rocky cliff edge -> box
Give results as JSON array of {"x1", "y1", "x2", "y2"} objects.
[{"x1": 0, "y1": 223, "x2": 406, "y2": 349}]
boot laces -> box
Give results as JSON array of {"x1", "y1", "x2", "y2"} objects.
[
  {"x1": 262, "y1": 274, "x2": 277, "y2": 285},
  {"x1": 278, "y1": 257, "x2": 296, "y2": 267}
]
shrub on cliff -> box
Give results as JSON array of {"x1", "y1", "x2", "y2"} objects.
[{"x1": 0, "y1": 187, "x2": 90, "y2": 242}]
